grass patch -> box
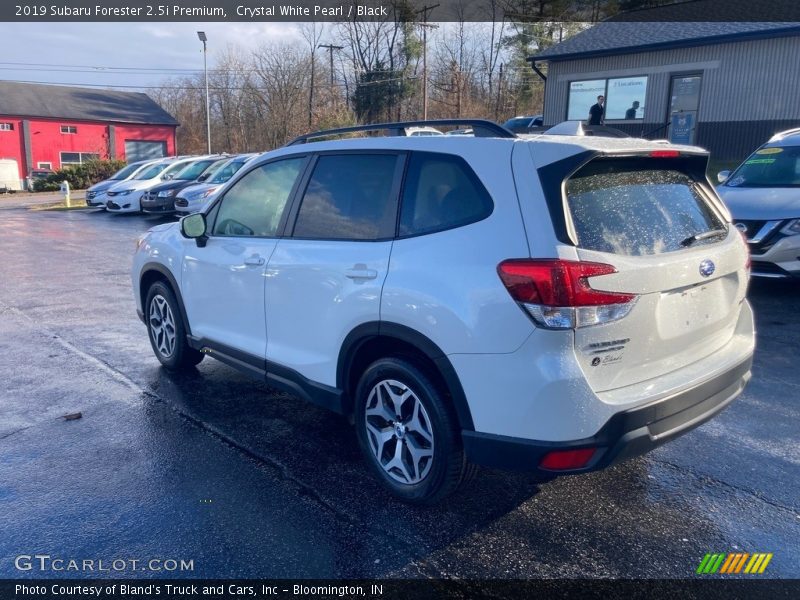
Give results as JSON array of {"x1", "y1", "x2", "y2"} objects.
[{"x1": 31, "y1": 200, "x2": 91, "y2": 211}]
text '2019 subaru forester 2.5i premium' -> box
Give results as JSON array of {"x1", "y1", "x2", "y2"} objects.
[{"x1": 132, "y1": 120, "x2": 755, "y2": 504}]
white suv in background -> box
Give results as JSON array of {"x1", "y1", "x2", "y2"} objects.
[
  {"x1": 716, "y1": 128, "x2": 800, "y2": 278},
  {"x1": 132, "y1": 120, "x2": 754, "y2": 504}
]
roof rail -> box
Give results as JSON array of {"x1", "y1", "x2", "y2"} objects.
[
  {"x1": 286, "y1": 119, "x2": 516, "y2": 146},
  {"x1": 769, "y1": 127, "x2": 800, "y2": 142}
]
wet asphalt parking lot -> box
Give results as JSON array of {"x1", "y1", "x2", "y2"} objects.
[{"x1": 0, "y1": 205, "x2": 798, "y2": 580}]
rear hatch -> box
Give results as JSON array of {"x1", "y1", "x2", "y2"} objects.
[{"x1": 563, "y1": 154, "x2": 749, "y2": 392}]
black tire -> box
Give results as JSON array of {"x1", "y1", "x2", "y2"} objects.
[
  {"x1": 354, "y1": 357, "x2": 471, "y2": 504},
  {"x1": 144, "y1": 281, "x2": 204, "y2": 371}
]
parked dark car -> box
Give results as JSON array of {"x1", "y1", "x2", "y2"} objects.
[{"x1": 140, "y1": 156, "x2": 226, "y2": 214}]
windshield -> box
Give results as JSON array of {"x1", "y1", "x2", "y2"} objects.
[
  {"x1": 110, "y1": 162, "x2": 144, "y2": 180},
  {"x1": 160, "y1": 161, "x2": 192, "y2": 179},
  {"x1": 134, "y1": 163, "x2": 169, "y2": 180},
  {"x1": 201, "y1": 158, "x2": 231, "y2": 180},
  {"x1": 210, "y1": 160, "x2": 247, "y2": 184},
  {"x1": 173, "y1": 159, "x2": 217, "y2": 180},
  {"x1": 725, "y1": 145, "x2": 800, "y2": 187}
]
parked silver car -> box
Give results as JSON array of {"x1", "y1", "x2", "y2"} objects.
[{"x1": 174, "y1": 154, "x2": 259, "y2": 215}]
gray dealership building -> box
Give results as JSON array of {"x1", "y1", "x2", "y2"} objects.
[{"x1": 530, "y1": 20, "x2": 800, "y2": 159}]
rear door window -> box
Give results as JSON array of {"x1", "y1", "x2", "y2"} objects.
[
  {"x1": 292, "y1": 154, "x2": 399, "y2": 240},
  {"x1": 565, "y1": 160, "x2": 725, "y2": 256},
  {"x1": 399, "y1": 152, "x2": 493, "y2": 237}
]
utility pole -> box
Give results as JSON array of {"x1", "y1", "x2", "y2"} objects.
[
  {"x1": 197, "y1": 31, "x2": 211, "y2": 154},
  {"x1": 495, "y1": 63, "x2": 504, "y2": 120},
  {"x1": 309, "y1": 53, "x2": 315, "y2": 128},
  {"x1": 415, "y1": 4, "x2": 439, "y2": 120},
  {"x1": 318, "y1": 43, "x2": 343, "y2": 104}
]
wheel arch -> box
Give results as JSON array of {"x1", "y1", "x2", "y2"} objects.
[
  {"x1": 139, "y1": 263, "x2": 192, "y2": 336},
  {"x1": 338, "y1": 322, "x2": 475, "y2": 432}
]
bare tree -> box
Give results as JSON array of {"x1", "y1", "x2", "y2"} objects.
[{"x1": 300, "y1": 22, "x2": 324, "y2": 128}]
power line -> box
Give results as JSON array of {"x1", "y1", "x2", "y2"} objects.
[
  {"x1": 0, "y1": 61, "x2": 216, "y2": 72},
  {"x1": 5, "y1": 76, "x2": 409, "y2": 91}
]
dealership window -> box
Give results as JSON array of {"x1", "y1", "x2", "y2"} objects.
[
  {"x1": 0, "y1": 122, "x2": 13, "y2": 131},
  {"x1": 60, "y1": 152, "x2": 99, "y2": 166},
  {"x1": 567, "y1": 79, "x2": 606, "y2": 121},
  {"x1": 60, "y1": 125, "x2": 78, "y2": 134},
  {"x1": 605, "y1": 76, "x2": 648, "y2": 120},
  {"x1": 567, "y1": 76, "x2": 648, "y2": 121},
  {"x1": 37, "y1": 162, "x2": 52, "y2": 170}
]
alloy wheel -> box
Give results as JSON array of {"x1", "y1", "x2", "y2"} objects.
[
  {"x1": 149, "y1": 295, "x2": 176, "y2": 358},
  {"x1": 364, "y1": 379, "x2": 435, "y2": 484}
]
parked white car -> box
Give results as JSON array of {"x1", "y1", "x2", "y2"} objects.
[
  {"x1": 105, "y1": 157, "x2": 202, "y2": 213},
  {"x1": 717, "y1": 128, "x2": 800, "y2": 278},
  {"x1": 86, "y1": 159, "x2": 160, "y2": 208},
  {"x1": 175, "y1": 154, "x2": 259, "y2": 215},
  {"x1": 133, "y1": 120, "x2": 754, "y2": 504},
  {"x1": 405, "y1": 126, "x2": 443, "y2": 136}
]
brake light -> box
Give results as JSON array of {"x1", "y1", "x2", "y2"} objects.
[
  {"x1": 649, "y1": 150, "x2": 680, "y2": 158},
  {"x1": 539, "y1": 448, "x2": 596, "y2": 471},
  {"x1": 497, "y1": 259, "x2": 637, "y2": 329}
]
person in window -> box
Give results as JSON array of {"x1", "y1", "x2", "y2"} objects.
[
  {"x1": 588, "y1": 95, "x2": 605, "y2": 125},
  {"x1": 625, "y1": 100, "x2": 640, "y2": 120}
]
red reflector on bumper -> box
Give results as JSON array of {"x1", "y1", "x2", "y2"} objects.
[{"x1": 539, "y1": 448, "x2": 596, "y2": 470}]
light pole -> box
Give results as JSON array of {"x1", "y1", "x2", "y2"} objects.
[{"x1": 197, "y1": 31, "x2": 211, "y2": 154}]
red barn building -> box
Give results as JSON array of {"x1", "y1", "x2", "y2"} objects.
[{"x1": 0, "y1": 81, "x2": 178, "y2": 187}]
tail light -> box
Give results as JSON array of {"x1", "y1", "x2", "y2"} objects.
[
  {"x1": 649, "y1": 149, "x2": 680, "y2": 158},
  {"x1": 497, "y1": 259, "x2": 637, "y2": 329}
]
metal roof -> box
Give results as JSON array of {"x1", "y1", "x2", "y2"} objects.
[
  {"x1": 0, "y1": 81, "x2": 179, "y2": 126},
  {"x1": 532, "y1": 21, "x2": 800, "y2": 62}
]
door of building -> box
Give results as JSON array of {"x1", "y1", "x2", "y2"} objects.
[
  {"x1": 668, "y1": 74, "x2": 702, "y2": 145},
  {"x1": 124, "y1": 140, "x2": 167, "y2": 162}
]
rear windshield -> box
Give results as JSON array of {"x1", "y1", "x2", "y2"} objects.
[{"x1": 566, "y1": 161, "x2": 724, "y2": 256}]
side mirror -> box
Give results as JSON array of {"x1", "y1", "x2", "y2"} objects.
[
  {"x1": 181, "y1": 213, "x2": 208, "y2": 247},
  {"x1": 717, "y1": 170, "x2": 731, "y2": 184},
  {"x1": 197, "y1": 173, "x2": 209, "y2": 182}
]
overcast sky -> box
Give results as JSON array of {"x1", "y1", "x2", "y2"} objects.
[{"x1": 1, "y1": 23, "x2": 304, "y2": 89}]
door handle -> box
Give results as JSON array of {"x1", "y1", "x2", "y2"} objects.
[
  {"x1": 345, "y1": 267, "x2": 378, "y2": 280},
  {"x1": 243, "y1": 254, "x2": 265, "y2": 266}
]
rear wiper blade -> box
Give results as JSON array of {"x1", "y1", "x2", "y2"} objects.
[{"x1": 680, "y1": 228, "x2": 728, "y2": 247}]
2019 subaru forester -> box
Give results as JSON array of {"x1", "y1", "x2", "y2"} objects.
[{"x1": 132, "y1": 120, "x2": 754, "y2": 504}]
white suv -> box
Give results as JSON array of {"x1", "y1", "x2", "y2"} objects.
[{"x1": 132, "y1": 120, "x2": 755, "y2": 504}]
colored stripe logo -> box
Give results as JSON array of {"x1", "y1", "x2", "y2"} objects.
[{"x1": 696, "y1": 552, "x2": 773, "y2": 574}]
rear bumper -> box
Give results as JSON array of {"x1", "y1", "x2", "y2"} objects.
[{"x1": 463, "y1": 355, "x2": 752, "y2": 474}]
